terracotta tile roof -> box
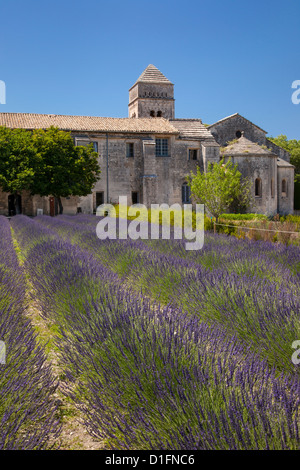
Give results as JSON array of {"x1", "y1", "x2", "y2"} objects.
[
  {"x1": 0, "y1": 112, "x2": 179, "y2": 135},
  {"x1": 133, "y1": 64, "x2": 173, "y2": 86},
  {"x1": 221, "y1": 135, "x2": 275, "y2": 156},
  {"x1": 170, "y1": 119, "x2": 217, "y2": 142}
]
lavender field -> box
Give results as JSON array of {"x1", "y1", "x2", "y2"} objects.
[{"x1": 1, "y1": 213, "x2": 300, "y2": 449}]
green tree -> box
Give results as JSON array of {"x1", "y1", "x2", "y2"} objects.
[
  {"x1": 188, "y1": 158, "x2": 251, "y2": 220},
  {"x1": 31, "y1": 127, "x2": 101, "y2": 214},
  {"x1": 0, "y1": 126, "x2": 36, "y2": 214}
]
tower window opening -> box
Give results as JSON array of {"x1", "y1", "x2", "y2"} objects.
[{"x1": 189, "y1": 149, "x2": 198, "y2": 160}]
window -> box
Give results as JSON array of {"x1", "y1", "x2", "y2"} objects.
[
  {"x1": 182, "y1": 182, "x2": 191, "y2": 204},
  {"x1": 126, "y1": 142, "x2": 134, "y2": 158},
  {"x1": 236, "y1": 130, "x2": 242, "y2": 138},
  {"x1": 189, "y1": 149, "x2": 198, "y2": 161},
  {"x1": 157, "y1": 110, "x2": 162, "y2": 117},
  {"x1": 255, "y1": 178, "x2": 262, "y2": 197},
  {"x1": 155, "y1": 138, "x2": 169, "y2": 157},
  {"x1": 132, "y1": 191, "x2": 139, "y2": 204},
  {"x1": 75, "y1": 138, "x2": 89, "y2": 147},
  {"x1": 281, "y1": 179, "x2": 287, "y2": 197},
  {"x1": 75, "y1": 138, "x2": 98, "y2": 152},
  {"x1": 150, "y1": 110, "x2": 155, "y2": 117}
]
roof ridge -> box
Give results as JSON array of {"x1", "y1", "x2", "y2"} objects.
[
  {"x1": 0, "y1": 112, "x2": 179, "y2": 134},
  {"x1": 208, "y1": 113, "x2": 267, "y2": 134}
]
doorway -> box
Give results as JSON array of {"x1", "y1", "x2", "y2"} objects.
[
  {"x1": 49, "y1": 197, "x2": 58, "y2": 216},
  {"x1": 8, "y1": 194, "x2": 22, "y2": 216}
]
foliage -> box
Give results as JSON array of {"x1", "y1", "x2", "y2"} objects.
[
  {"x1": 30, "y1": 127, "x2": 101, "y2": 213},
  {"x1": 0, "y1": 127, "x2": 36, "y2": 213},
  {"x1": 188, "y1": 158, "x2": 251, "y2": 220},
  {"x1": 10, "y1": 214, "x2": 300, "y2": 450},
  {"x1": 0, "y1": 216, "x2": 60, "y2": 449},
  {"x1": 220, "y1": 213, "x2": 268, "y2": 221},
  {"x1": 0, "y1": 126, "x2": 101, "y2": 214},
  {"x1": 294, "y1": 174, "x2": 300, "y2": 210}
]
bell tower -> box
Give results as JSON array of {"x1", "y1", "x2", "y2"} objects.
[{"x1": 128, "y1": 64, "x2": 175, "y2": 119}]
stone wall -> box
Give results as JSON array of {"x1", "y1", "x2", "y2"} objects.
[
  {"x1": 223, "y1": 154, "x2": 278, "y2": 216},
  {"x1": 78, "y1": 133, "x2": 206, "y2": 210},
  {"x1": 209, "y1": 114, "x2": 290, "y2": 162},
  {"x1": 209, "y1": 115, "x2": 267, "y2": 147}
]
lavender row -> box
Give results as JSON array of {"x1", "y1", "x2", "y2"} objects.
[
  {"x1": 11, "y1": 215, "x2": 300, "y2": 449},
  {"x1": 0, "y1": 216, "x2": 60, "y2": 449},
  {"x1": 56, "y1": 214, "x2": 300, "y2": 286},
  {"x1": 36, "y1": 214, "x2": 300, "y2": 376}
]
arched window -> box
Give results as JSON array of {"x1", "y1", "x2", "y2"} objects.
[
  {"x1": 236, "y1": 130, "x2": 242, "y2": 138},
  {"x1": 281, "y1": 179, "x2": 287, "y2": 197},
  {"x1": 255, "y1": 178, "x2": 262, "y2": 197},
  {"x1": 182, "y1": 182, "x2": 191, "y2": 204},
  {"x1": 150, "y1": 110, "x2": 155, "y2": 117},
  {"x1": 157, "y1": 110, "x2": 162, "y2": 117}
]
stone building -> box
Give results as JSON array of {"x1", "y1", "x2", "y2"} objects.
[
  {"x1": 220, "y1": 134, "x2": 294, "y2": 215},
  {"x1": 0, "y1": 64, "x2": 294, "y2": 216}
]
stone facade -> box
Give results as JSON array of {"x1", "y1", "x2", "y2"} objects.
[
  {"x1": 0, "y1": 64, "x2": 295, "y2": 217},
  {"x1": 208, "y1": 113, "x2": 291, "y2": 162}
]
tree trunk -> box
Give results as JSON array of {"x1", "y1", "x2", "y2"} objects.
[
  {"x1": 14, "y1": 192, "x2": 21, "y2": 215},
  {"x1": 56, "y1": 196, "x2": 63, "y2": 215}
]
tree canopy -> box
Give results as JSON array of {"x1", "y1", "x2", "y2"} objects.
[
  {"x1": 0, "y1": 127, "x2": 37, "y2": 213},
  {"x1": 188, "y1": 158, "x2": 252, "y2": 220},
  {"x1": 0, "y1": 126, "x2": 101, "y2": 214}
]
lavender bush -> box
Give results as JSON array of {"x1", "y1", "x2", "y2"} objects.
[
  {"x1": 36, "y1": 215, "x2": 300, "y2": 376},
  {"x1": 0, "y1": 216, "x2": 60, "y2": 449},
  {"x1": 11, "y1": 215, "x2": 300, "y2": 450}
]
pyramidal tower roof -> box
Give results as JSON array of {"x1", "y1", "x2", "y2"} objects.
[{"x1": 133, "y1": 64, "x2": 173, "y2": 86}]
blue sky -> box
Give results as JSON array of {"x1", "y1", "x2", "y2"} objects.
[{"x1": 1, "y1": 0, "x2": 299, "y2": 139}]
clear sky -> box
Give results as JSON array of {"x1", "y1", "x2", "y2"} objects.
[{"x1": 1, "y1": 0, "x2": 299, "y2": 139}]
